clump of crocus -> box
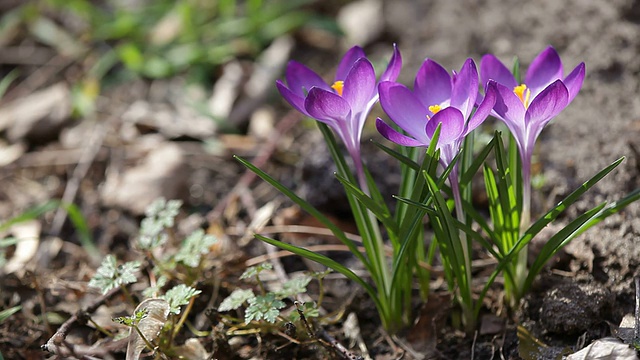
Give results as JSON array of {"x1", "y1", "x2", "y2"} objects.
[
  {"x1": 375, "y1": 58, "x2": 497, "y2": 329},
  {"x1": 480, "y1": 46, "x2": 586, "y2": 228},
  {"x1": 276, "y1": 45, "x2": 401, "y2": 188}
]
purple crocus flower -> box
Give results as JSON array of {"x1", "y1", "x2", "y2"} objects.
[
  {"x1": 376, "y1": 58, "x2": 497, "y2": 227},
  {"x1": 480, "y1": 46, "x2": 585, "y2": 226},
  {"x1": 276, "y1": 45, "x2": 402, "y2": 178},
  {"x1": 376, "y1": 58, "x2": 497, "y2": 168},
  {"x1": 480, "y1": 46, "x2": 586, "y2": 171}
]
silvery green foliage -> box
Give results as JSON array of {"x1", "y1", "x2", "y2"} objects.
[
  {"x1": 89, "y1": 255, "x2": 140, "y2": 294},
  {"x1": 245, "y1": 294, "x2": 285, "y2": 323},
  {"x1": 137, "y1": 198, "x2": 182, "y2": 249},
  {"x1": 160, "y1": 284, "x2": 202, "y2": 315},
  {"x1": 218, "y1": 289, "x2": 256, "y2": 312},
  {"x1": 275, "y1": 276, "x2": 312, "y2": 298},
  {"x1": 239, "y1": 263, "x2": 273, "y2": 280},
  {"x1": 175, "y1": 229, "x2": 217, "y2": 268}
]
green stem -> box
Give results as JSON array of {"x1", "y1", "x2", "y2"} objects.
[{"x1": 450, "y1": 166, "x2": 474, "y2": 330}]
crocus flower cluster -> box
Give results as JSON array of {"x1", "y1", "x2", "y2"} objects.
[
  {"x1": 277, "y1": 45, "x2": 584, "y2": 214},
  {"x1": 272, "y1": 44, "x2": 590, "y2": 333}
]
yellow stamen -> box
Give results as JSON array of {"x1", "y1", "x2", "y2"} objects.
[
  {"x1": 428, "y1": 104, "x2": 442, "y2": 114},
  {"x1": 331, "y1": 80, "x2": 344, "y2": 96},
  {"x1": 513, "y1": 84, "x2": 531, "y2": 108}
]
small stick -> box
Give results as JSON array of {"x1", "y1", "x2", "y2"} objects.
[
  {"x1": 42, "y1": 286, "x2": 121, "y2": 355},
  {"x1": 316, "y1": 328, "x2": 364, "y2": 360},
  {"x1": 635, "y1": 276, "x2": 639, "y2": 340}
]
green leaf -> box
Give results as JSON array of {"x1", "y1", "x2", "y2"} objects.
[
  {"x1": 88, "y1": 255, "x2": 140, "y2": 294},
  {"x1": 235, "y1": 156, "x2": 368, "y2": 267},
  {"x1": 275, "y1": 276, "x2": 311, "y2": 298},
  {"x1": 219, "y1": 289, "x2": 255, "y2": 311},
  {"x1": 254, "y1": 234, "x2": 382, "y2": 312},
  {"x1": 334, "y1": 173, "x2": 398, "y2": 236},
  {"x1": 240, "y1": 262, "x2": 273, "y2": 280},
  {"x1": 0, "y1": 306, "x2": 21, "y2": 324},
  {"x1": 459, "y1": 135, "x2": 496, "y2": 185},
  {"x1": 0, "y1": 200, "x2": 98, "y2": 259},
  {"x1": 512, "y1": 57, "x2": 521, "y2": 84},
  {"x1": 160, "y1": 284, "x2": 202, "y2": 315},
  {"x1": 0, "y1": 69, "x2": 19, "y2": 99},
  {"x1": 137, "y1": 198, "x2": 182, "y2": 250},
  {"x1": 245, "y1": 293, "x2": 285, "y2": 323},
  {"x1": 524, "y1": 202, "x2": 607, "y2": 292},
  {"x1": 175, "y1": 229, "x2": 217, "y2": 267},
  {"x1": 372, "y1": 140, "x2": 420, "y2": 171},
  {"x1": 142, "y1": 275, "x2": 168, "y2": 298},
  {"x1": 517, "y1": 157, "x2": 625, "y2": 255}
]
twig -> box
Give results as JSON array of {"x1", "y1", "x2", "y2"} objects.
[
  {"x1": 317, "y1": 327, "x2": 364, "y2": 360},
  {"x1": 635, "y1": 276, "x2": 639, "y2": 340},
  {"x1": 42, "y1": 286, "x2": 121, "y2": 356}
]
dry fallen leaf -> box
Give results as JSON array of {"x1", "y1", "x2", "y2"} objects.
[
  {"x1": 126, "y1": 298, "x2": 170, "y2": 360},
  {"x1": 565, "y1": 338, "x2": 638, "y2": 360}
]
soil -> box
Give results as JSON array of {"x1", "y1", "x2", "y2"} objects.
[{"x1": 1, "y1": 0, "x2": 640, "y2": 359}]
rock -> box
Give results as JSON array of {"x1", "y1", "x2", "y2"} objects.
[
  {"x1": 0, "y1": 82, "x2": 71, "y2": 144},
  {"x1": 101, "y1": 139, "x2": 188, "y2": 215},
  {"x1": 337, "y1": 0, "x2": 383, "y2": 47},
  {"x1": 539, "y1": 281, "x2": 614, "y2": 335}
]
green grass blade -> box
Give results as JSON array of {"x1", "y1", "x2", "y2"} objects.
[
  {"x1": 524, "y1": 202, "x2": 607, "y2": 291},
  {"x1": 424, "y1": 174, "x2": 472, "y2": 307},
  {"x1": 372, "y1": 141, "x2": 420, "y2": 171},
  {"x1": 518, "y1": 157, "x2": 625, "y2": 249},
  {"x1": 573, "y1": 188, "x2": 640, "y2": 236},
  {"x1": 0, "y1": 69, "x2": 19, "y2": 99},
  {"x1": 0, "y1": 306, "x2": 21, "y2": 324},
  {"x1": 0, "y1": 200, "x2": 98, "y2": 259},
  {"x1": 335, "y1": 173, "x2": 398, "y2": 238},
  {"x1": 254, "y1": 234, "x2": 382, "y2": 311},
  {"x1": 234, "y1": 156, "x2": 369, "y2": 267},
  {"x1": 459, "y1": 134, "x2": 496, "y2": 185}
]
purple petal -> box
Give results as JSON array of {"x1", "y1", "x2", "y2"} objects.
[
  {"x1": 414, "y1": 59, "x2": 452, "y2": 108},
  {"x1": 563, "y1": 62, "x2": 586, "y2": 104},
  {"x1": 276, "y1": 80, "x2": 309, "y2": 116},
  {"x1": 379, "y1": 81, "x2": 430, "y2": 143},
  {"x1": 285, "y1": 61, "x2": 330, "y2": 96},
  {"x1": 465, "y1": 80, "x2": 497, "y2": 135},
  {"x1": 305, "y1": 87, "x2": 352, "y2": 128},
  {"x1": 342, "y1": 58, "x2": 377, "y2": 114},
  {"x1": 380, "y1": 44, "x2": 403, "y2": 82},
  {"x1": 425, "y1": 107, "x2": 465, "y2": 145},
  {"x1": 480, "y1": 54, "x2": 518, "y2": 90},
  {"x1": 492, "y1": 82, "x2": 527, "y2": 146},
  {"x1": 525, "y1": 46, "x2": 564, "y2": 99},
  {"x1": 376, "y1": 118, "x2": 425, "y2": 147},
  {"x1": 493, "y1": 82, "x2": 526, "y2": 126},
  {"x1": 451, "y1": 58, "x2": 479, "y2": 119},
  {"x1": 336, "y1": 46, "x2": 366, "y2": 81},
  {"x1": 525, "y1": 80, "x2": 569, "y2": 129}
]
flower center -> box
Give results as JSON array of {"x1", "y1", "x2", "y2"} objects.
[
  {"x1": 513, "y1": 84, "x2": 531, "y2": 108},
  {"x1": 428, "y1": 104, "x2": 442, "y2": 114},
  {"x1": 331, "y1": 80, "x2": 344, "y2": 96}
]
